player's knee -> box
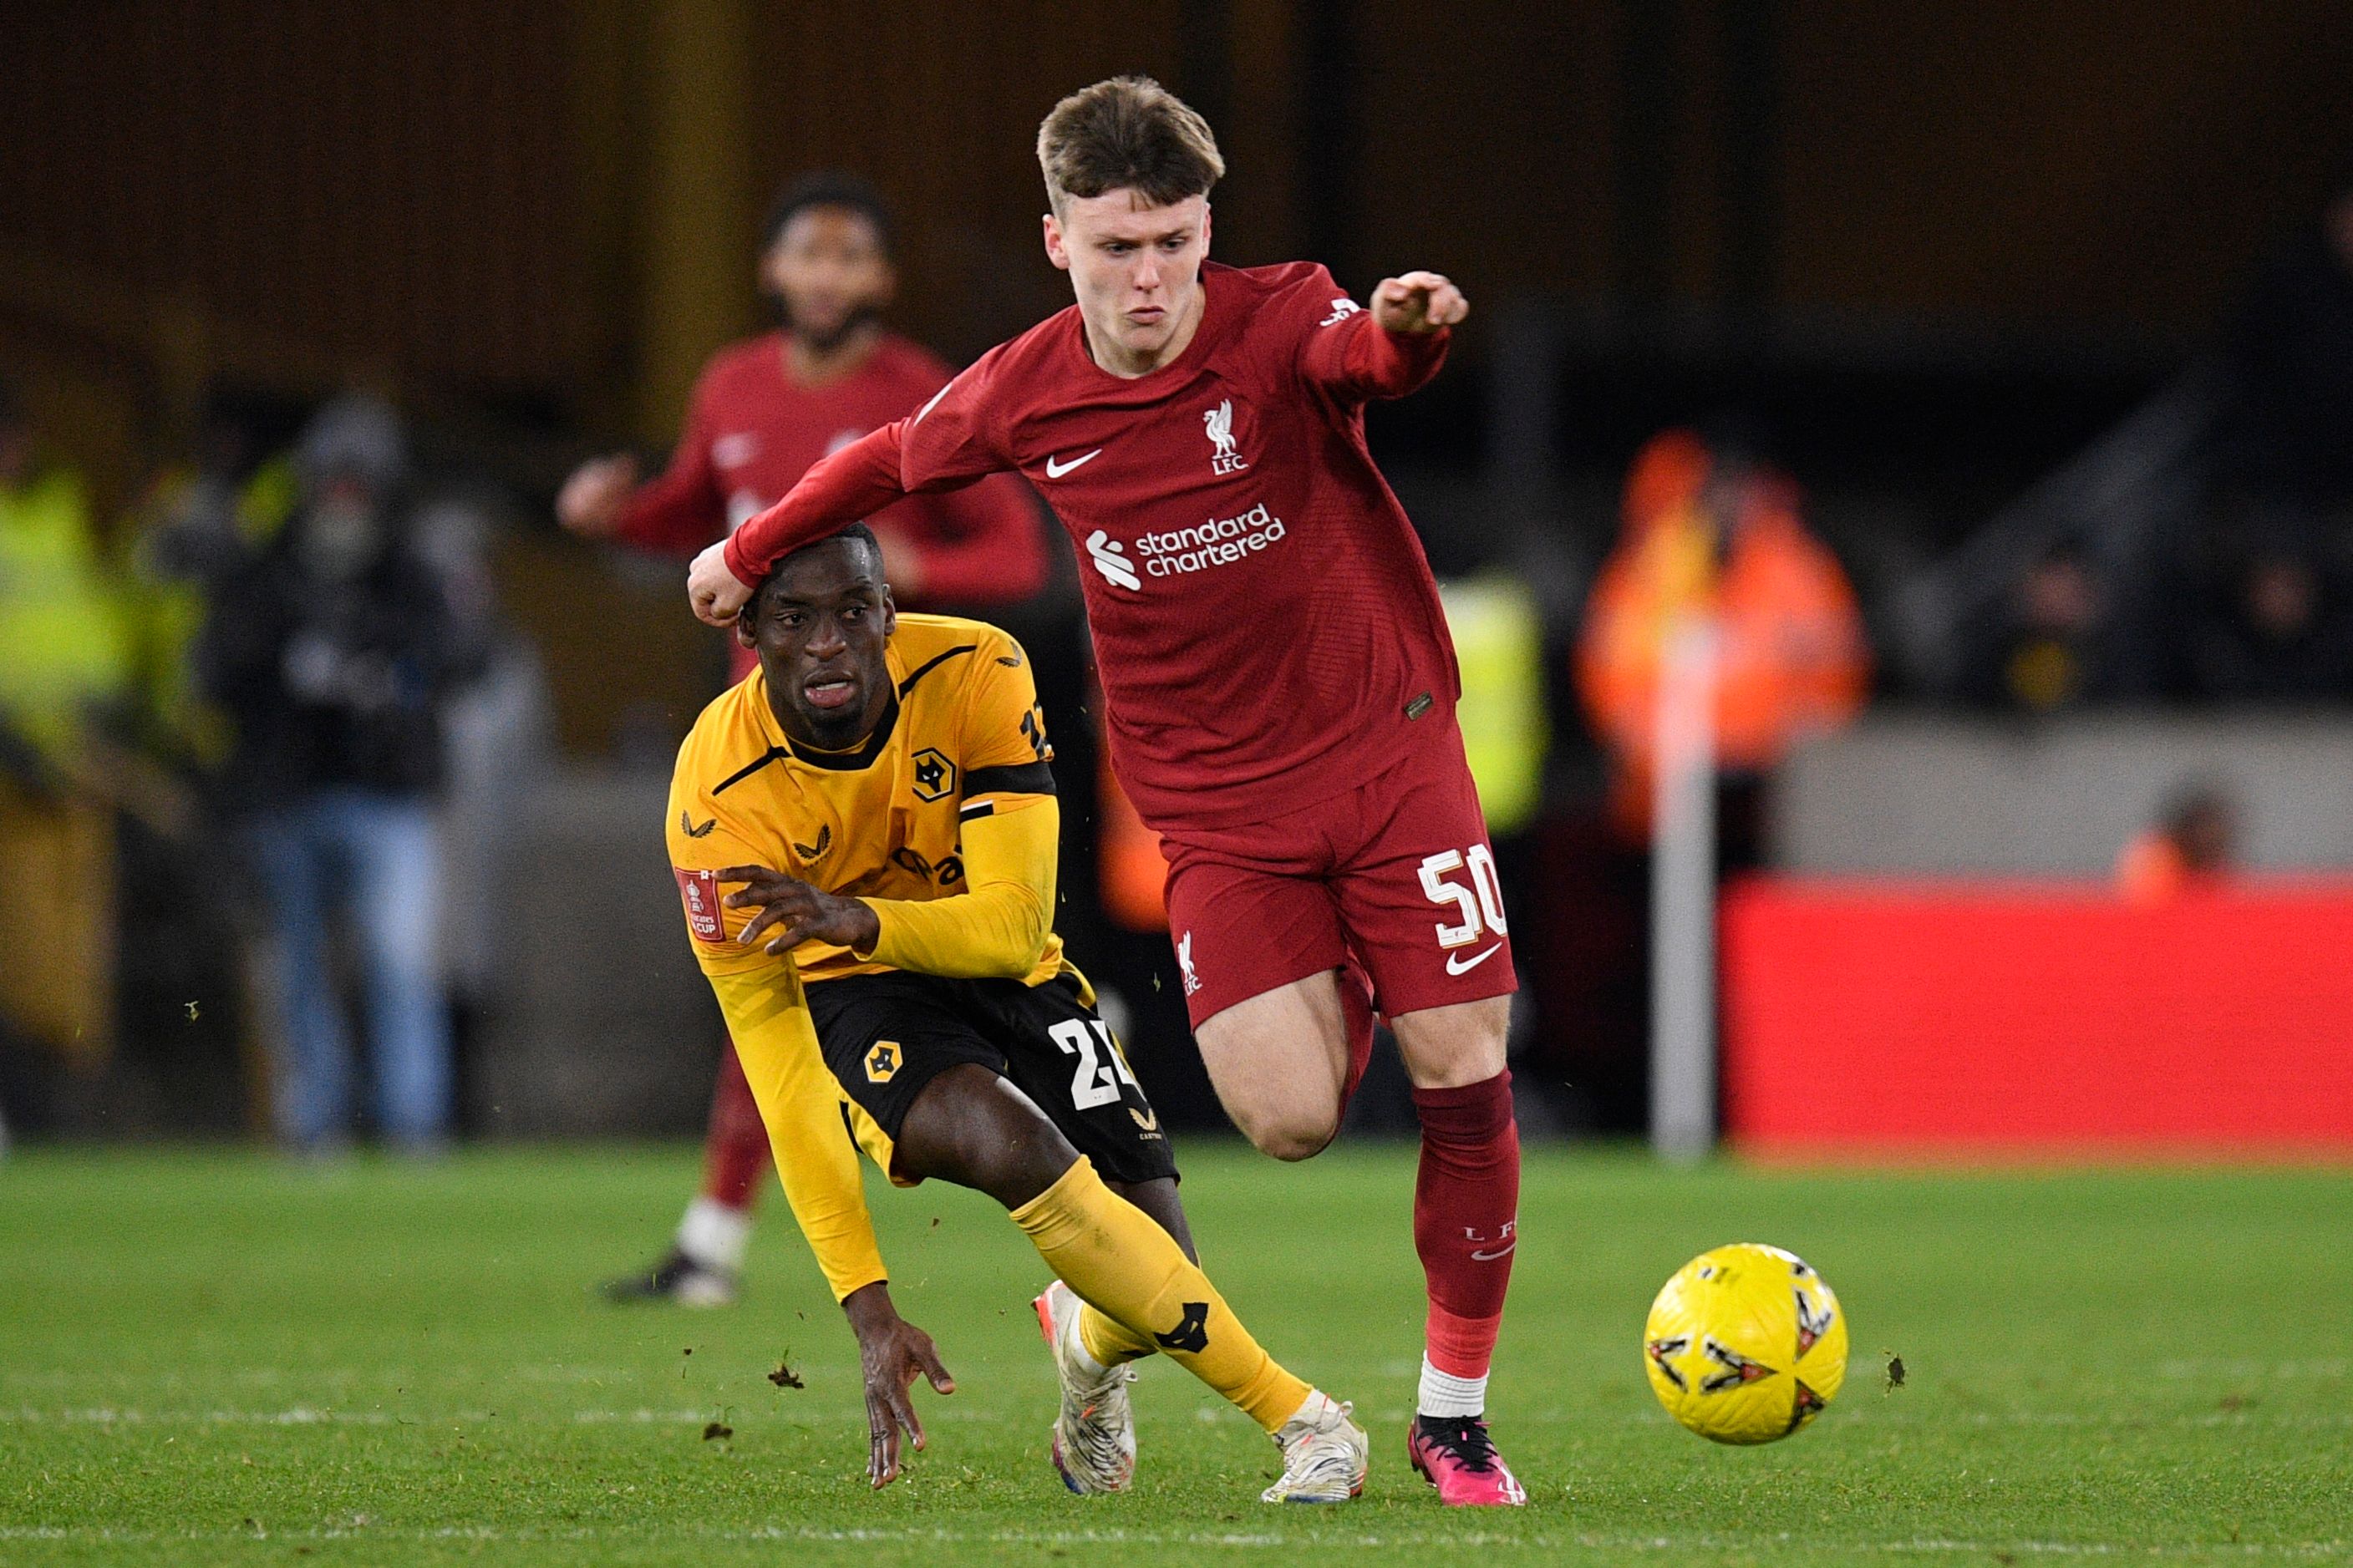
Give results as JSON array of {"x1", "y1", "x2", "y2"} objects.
[
  {"x1": 1236, "y1": 1104, "x2": 1339, "y2": 1163},
  {"x1": 899, "y1": 1064, "x2": 1079, "y2": 1207}
]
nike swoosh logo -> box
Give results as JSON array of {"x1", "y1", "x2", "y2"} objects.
[
  {"x1": 1446, "y1": 942, "x2": 1502, "y2": 976},
  {"x1": 1044, "y1": 449, "x2": 1102, "y2": 479},
  {"x1": 1471, "y1": 1241, "x2": 1517, "y2": 1261}
]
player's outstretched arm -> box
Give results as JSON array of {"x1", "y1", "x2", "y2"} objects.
[
  {"x1": 689, "y1": 423, "x2": 913, "y2": 626},
  {"x1": 694, "y1": 351, "x2": 1014, "y2": 624},
  {"x1": 699, "y1": 963, "x2": 889, "y2": 1298},
  {"x1": 1298, "y1": 266, "x2": 1466, "y2": 403},
  {"x1": 555, "y1": 453, "x2": 638, "y2": 536},
  {"x1": 699, "y1": 958, "x2": 957, "y2": 1484},
  {"x1": 1370, "y1": 271, "x2": 1470, "y2": 334}
]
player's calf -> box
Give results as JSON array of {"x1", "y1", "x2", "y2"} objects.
[{"x1": 1393, "y1": 1004, "x2": 1524, "y2": 1505}]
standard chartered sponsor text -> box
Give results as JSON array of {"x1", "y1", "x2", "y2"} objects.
[{"x1": 1135, "y1": 503, "x2": 1286, "y2": 579}]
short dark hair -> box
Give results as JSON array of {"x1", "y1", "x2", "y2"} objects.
[
  {"x1": 750, "y1": 522, "x2": 885, "y2": 615},
  {"x1": 1036, "y1": 76, "x2": 1223, "y2": 216},
  {"x1": 761, "y1": 171, "x2": 896, "y2": 257}
]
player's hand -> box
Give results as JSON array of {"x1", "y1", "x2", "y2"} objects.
[
  {"x1": 556, "y1": 453, "x2": 638, "y2": 535},
  {"x1": 1370, "y1": 271, "x2": 1468, "y2": 334},
  {"x1": 841, "y1": 1282, "x2": 955, "y2": 1489},
  {"x1": 689, "y1": 540, "x2": 751, "y2": 627},
  {"x1": 719, "y1": 865, "x2": 883, "y2": 956}
]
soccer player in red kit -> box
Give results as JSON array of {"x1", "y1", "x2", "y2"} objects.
[
  {"x1": 564, "y1": 172, "x2": 1045, "y2": 1307},
  {"x1": 687, "y1": 79, "x2": 1527, "y2": 1506}
]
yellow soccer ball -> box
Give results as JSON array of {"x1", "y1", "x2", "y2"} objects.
[{"x1": 1643, "y1": 1243, "x2": 1848, "y2": 1444}]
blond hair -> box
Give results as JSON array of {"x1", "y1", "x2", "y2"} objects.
[{"x1": 1036, "y1": 76, "x2": 1224, "y2": 214}]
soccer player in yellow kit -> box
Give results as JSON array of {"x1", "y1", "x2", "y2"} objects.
[{"x1": 666, "y1": 521, "x2": 1365, "y2": 1499}]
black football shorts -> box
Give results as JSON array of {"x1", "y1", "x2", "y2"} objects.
[{"x1": 805, "y1": 970, "x2": 1177, "y2": 1188}]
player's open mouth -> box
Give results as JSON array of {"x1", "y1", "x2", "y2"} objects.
[{"x1": 802, "y1": 672, "x2": 860, "y2": 711}]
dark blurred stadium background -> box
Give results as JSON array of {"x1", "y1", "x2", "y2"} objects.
[{"x1": 4, "y1": 0, "x2": 2351, "y2": 1154}]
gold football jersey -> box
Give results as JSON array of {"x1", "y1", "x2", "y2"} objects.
[{"x1": 665, "y1": 614, "x2": 1061, "y2": 985}]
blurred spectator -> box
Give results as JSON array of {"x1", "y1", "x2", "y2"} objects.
[
  {"x1": 0, "y1": 380, "x2": 133, "y2": 1075},
  {"x1": 0, "y1": 381, "x2": 133, "y2": 764},
  {"x1": 203, "y1": 393, "x2": 470, "y2": 1153},
  {"x1": 115, "y1": 385, "x2": 303, "y2": 773},
  {"x1": 1954, "y1": 543, "x2": 2126, "y2": 713},
  {"x1": 411, "y1": 491, "x2": 554, "y2": 1055},
  {"x1": 2186, "y1": 515, "x2": 2353, "y2": 702},
  {"x1": 2117, "y1": 784, "x2": 2238, "y2": 901},
  {"x1": 1577, "y1": 429, "x2": 1870, "y2": 851}
]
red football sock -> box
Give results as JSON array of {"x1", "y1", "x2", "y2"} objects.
[
  {"x1": 1411, "y1": 1070, "x2": 1520, "y2": 1386},
  {"x1": 699, "y1": 1041, "x2": 772, "y2": 1211}
]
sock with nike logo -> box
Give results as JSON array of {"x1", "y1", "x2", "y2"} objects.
[{"x1": 1410, "y1": 1070, "x2": 1520, "y2": 1418}]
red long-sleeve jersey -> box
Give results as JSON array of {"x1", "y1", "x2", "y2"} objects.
[
  {"x1": 724, "y1": 261, "x2": 1461, "y2": 833},
  {"x1": 620, "y1": 331, "x2": 1043, "y2": 672}
]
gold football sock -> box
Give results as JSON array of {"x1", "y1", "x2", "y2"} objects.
[
  {"x1": 1012, "y1": 1158, "x2": 1312, "y2": 1434},
  {"x1": 1077, "y1": 1302, "x2": 1160, "y2": 1368}
]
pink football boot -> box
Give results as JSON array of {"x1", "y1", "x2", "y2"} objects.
[{"x1": 1407, "y1": 1414, "x2": 1529, "y2": 1506}]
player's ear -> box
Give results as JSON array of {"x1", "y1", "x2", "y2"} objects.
[
  {"x1": 1042, "y1": 211, "x2": 1070, "y2": 272},
  {"x1": 880, "y1": 590, "x2": 897, "y2": 637},
  {"x1": 734, "y1": 601, "x2": 758, "y2": 649},
  {"x1": 1199, "y1": 202, "x2": 1212, "y2": 257}
]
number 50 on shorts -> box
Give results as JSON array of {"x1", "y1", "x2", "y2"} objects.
[{"x1": 1420, "y1": 845, "x2": 1508, "y2": 950}]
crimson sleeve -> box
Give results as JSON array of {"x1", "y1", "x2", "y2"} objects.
[
  {"x1": 1299, "y1": 309, "x2": 1451, "y2": 404},
  {"x1": 1283, "y1": 264, "x2": 1451, "y2": 405},
  {"x1": 722, "y1": 422, "x2": 912, "y2": 588},
  {"x1": 889, "y1": 473, "x2": 1047, "y2": 605},
  {"x1": 722, "y1": 353, "x2": 1014, "y2": 589},
  {"x1": 615, "y1": 378, "x2": 727, "y2": 556}
]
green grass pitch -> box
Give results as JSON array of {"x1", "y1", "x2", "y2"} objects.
[{"x1": 3, "y1": 1143, "x2": 2347, "y2": 1565}]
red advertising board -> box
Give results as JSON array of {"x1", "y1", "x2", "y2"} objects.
[{"x1": 1720, "y1": 880, "x2": 2353, "y2": 1154}]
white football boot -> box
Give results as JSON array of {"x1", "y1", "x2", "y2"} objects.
[
  {"x1": 1260, "y1": 1391, "x2": 1369, "y2": 1504},
  {"x1": 1034, "y1": 1281, "x2": 1138, "y2": 1494}
]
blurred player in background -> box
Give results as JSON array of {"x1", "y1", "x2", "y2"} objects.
[
  {"x1": 567, "y1": 173, "x2": 1044, "y2": 1304},
  {"x1": 689, "y1": 78, "x2": 1527, "y2": 1505},
  {"x1": 2117, "y1": 782, "x2": 2238, "y2": 901},
  {"x1": 671, "y1": 524, "x2": 1365, "y2": 1500}
]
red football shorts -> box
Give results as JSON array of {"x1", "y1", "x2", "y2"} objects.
[{"x1": 1157, "y1": 726, "x2": 1518, "y2": 1036}]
